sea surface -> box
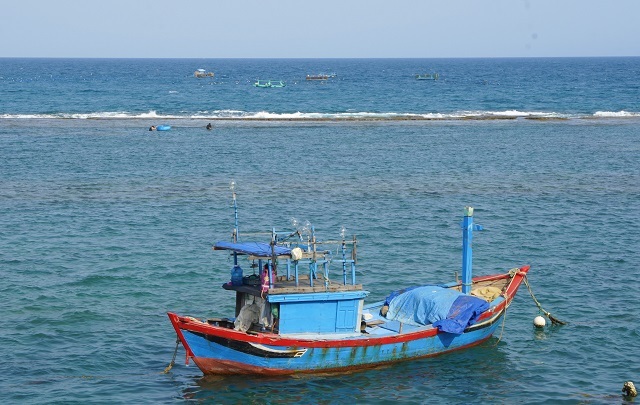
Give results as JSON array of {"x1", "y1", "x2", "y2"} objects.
[{"x1": 1, "y1": 57, "x2": 639, "y2": 404}]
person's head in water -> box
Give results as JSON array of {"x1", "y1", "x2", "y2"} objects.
[
  {"x1": 149, "y1": 125, "x2": 156, "y2": 131},
  {"x1": 206, "y1": 123, "x2": 212, "y2": 130}
]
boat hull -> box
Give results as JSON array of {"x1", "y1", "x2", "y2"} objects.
[
  {"x1": 168, "y1": 267, "x2": 528, "y2": 375},
  {"x1": 179, "y1": 315, "x2": 502, "y2": 375}
]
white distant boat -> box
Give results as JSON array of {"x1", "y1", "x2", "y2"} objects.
[
  {"x1": 194, "y1": 69, "x2": 214, "y2": 78},
  {"x1": 306, "y1": 74, "x2": 329, "y2": 81}
]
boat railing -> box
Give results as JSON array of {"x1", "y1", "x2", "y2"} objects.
[
  {"x1": 223, "y1": 184, "x2": 358, "y2": 294},
  {"x1": 269, "y1": 227, "x2": 358, "y2": 289}
]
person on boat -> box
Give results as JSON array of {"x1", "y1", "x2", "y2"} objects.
[
  {"x1": 260, "y1": 264, "x2": 270, "y2": 298},
  {"x1": 206, "y1": 123, "x2": 212, "y2": 130},
  {"x1": 149, "y1": 125, "x2": 156, "y2": 131},
  {"x1": 260, "y1": 264, "x2": 277, "y2": 298}
]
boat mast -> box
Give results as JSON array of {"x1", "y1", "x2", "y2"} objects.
[
  {"x1": 230, "y1": 180, "x2": 238, "y2": 266},
  {"x1": 270, "y1": 227, "x2": 277, "y2": 289},
  {"x1": 309, "y1": 226, "x2": 317, "y2": 287},
  {"x1": 341, "y1": 226, "x2": 347, "y2": 285},
  {"x1": 461, "y1": 206, "x2": 483, "y2": 294}
]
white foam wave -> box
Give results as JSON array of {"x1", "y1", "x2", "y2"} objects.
[
  {"x1": 0, "y1": 110, "x2": 181, "y2": 120},
  {"x1": 0, "y1": 109, "x2": 635, "y2": 121},
  {"x1": 593, "y1": 110, "x2": 640, "y2": 118},
  {"x1": 452, "y1": 110, "x2": 568, "y2": 119}
]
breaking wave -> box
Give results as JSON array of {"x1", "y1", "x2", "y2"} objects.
[
  {"x1": 593, "y1": 110, "x2": 640, "y2": 118},
  {"x1": 2, "y1": 109, "x2": 639, "y2": 121}
]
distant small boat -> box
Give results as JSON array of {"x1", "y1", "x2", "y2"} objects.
[
  {"x1": 306, "y1": 74, "x2": 329, "y2": 81},
  {"x1": 254, "y1": 80, "x2": 286, "y2": 88},
  {"x1": 254, "y1": 80, "x2": 271, "y2": 88},
  {"x1": 416, "y1": 73, "x2": 439, "y2": 80},
  {"x1": 194, "y1": 69, "x2": 214, "y2": 78}
]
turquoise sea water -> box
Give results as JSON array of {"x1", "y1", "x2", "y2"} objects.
[{"x1": 1, "y1": 58, "x2": 640, "y2": 404}]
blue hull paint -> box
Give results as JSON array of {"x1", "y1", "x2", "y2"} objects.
[{"x1": 180, "y1": 314, "x2": 503, "y2": 373}]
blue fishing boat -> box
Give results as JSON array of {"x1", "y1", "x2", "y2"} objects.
[
  {"x1": 167, "y1": 186, "x2": 530, "y2": 375},
  {"x1": 254, "y1": 80, "x2": 286, "y2": 88},
  {"x1": 254, "y1": 80, "x2": 270, "y2": 88}
]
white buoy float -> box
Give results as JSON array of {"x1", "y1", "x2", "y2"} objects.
[{"x1": 533, "y1": 315, "x2": 546, "y2": 328}]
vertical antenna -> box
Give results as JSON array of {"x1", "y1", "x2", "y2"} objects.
[
  {"x1": 341, "y1": 226, "x2": 347, "y2": 285},
  {"x1": 230, "y1": 180, "x2": 238, "y2": 265}
]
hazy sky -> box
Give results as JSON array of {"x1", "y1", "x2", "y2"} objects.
[{"x1": 2, "y1": 0, "x2": 639, "y2": 58}]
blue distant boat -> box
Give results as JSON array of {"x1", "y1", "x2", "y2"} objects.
[
  {"x1": 168, "y1": 190, "x2": 530, "y2": 375},
  {"x1": 254, "y1": 80, "x2": 286, "y2": 88}
]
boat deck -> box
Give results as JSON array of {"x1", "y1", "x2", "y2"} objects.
[
  {"x1": 216, "y1": 275, "x2": 512, "y2": 338},
  {"x1": 360, "y1": 276, "x2": 511, "y2": 335}
]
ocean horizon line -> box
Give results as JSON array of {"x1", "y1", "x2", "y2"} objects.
[{"x1": 2, "y1": 56, "x2": 640, "y2": 61}]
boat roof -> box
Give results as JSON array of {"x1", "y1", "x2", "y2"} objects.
[{"x1": 213, "y1": 241, "x2": 292, "y2": 258}]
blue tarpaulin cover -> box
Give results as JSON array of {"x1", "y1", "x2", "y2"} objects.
[
  {"x1": 213, "y1": 241, "x2": 292, "y2": 257},
  {"x1": 384, "y1": 285, "x2": 489, "y2": 334}
]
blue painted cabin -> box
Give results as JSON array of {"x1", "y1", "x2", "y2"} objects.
[
  {"x1": 269, "y1": 290, "x2": 368, "y2": 334},
  {"x1": 216, "y1": 234, "x2": 367, "y2": 336}
]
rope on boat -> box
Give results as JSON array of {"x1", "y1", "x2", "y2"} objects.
[
  {"x1": 522, "y1": 274, "x2": 567, "y2": 326},
  {"x1": 494, "y1": 301, "x2": 507, "y2": 345},
  {"x1": 162, "y1": 339, "x2": 180, "y2": 374}
]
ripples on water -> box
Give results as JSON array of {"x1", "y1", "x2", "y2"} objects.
[{"x1": 2, "y1": 68, "x2": 640, "y2": 402}]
